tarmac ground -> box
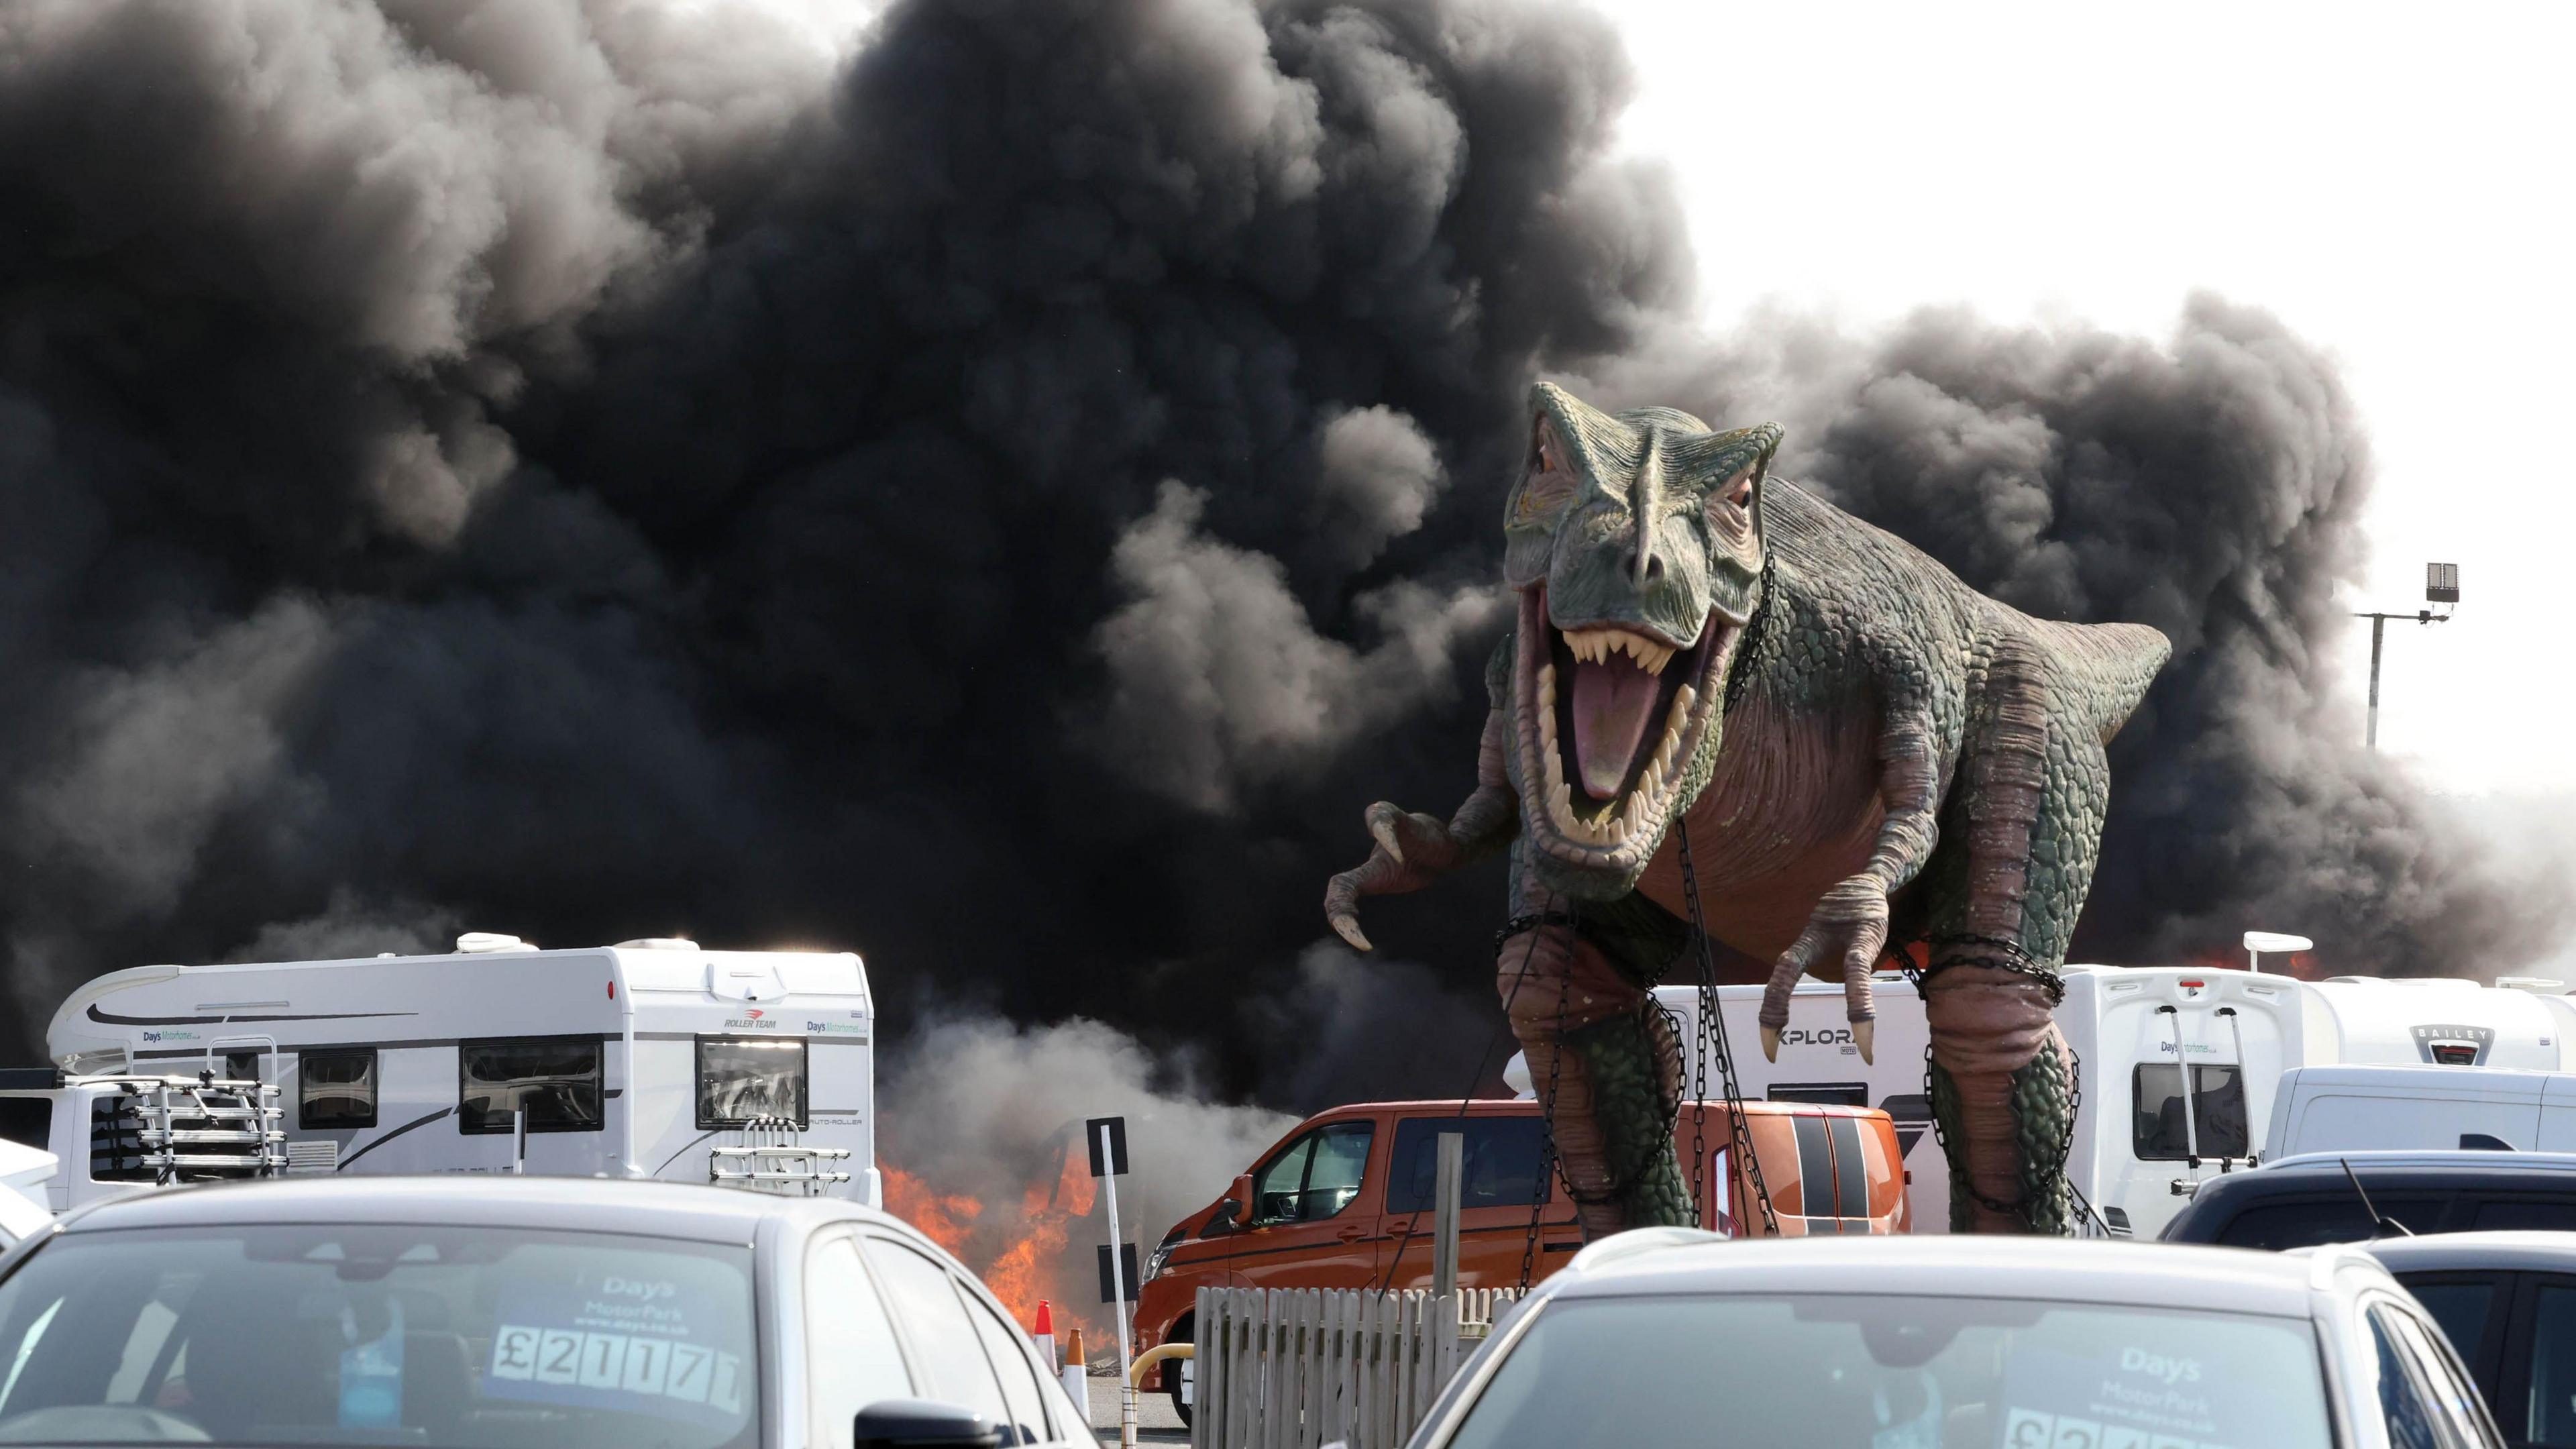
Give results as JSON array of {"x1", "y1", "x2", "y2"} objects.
[{"x1": 1084, "y1": 1373, "x2": 1189, "y2": 1445}]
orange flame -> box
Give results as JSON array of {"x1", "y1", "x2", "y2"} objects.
[
  {"x1": 882, "y1": 1165, "x2": 982, "y2": 1256},
  {"x1": 883, "y1": 1146, "x2": 1102, "y2": 1337}
]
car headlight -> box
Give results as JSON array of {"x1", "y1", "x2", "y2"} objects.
[{"x1": 1144, "y1": 1241, "x2": 1173, "y2": 1282}]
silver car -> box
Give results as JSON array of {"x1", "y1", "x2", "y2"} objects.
[
  {"x1": 0, "y1": 1175, "x2": 1097, "y2": 1449},
  {"x1": 1405, "y1": 1228, "x2": 2501, "y2": 1449},
  {"x1": 2357, "y1": 1230, "x2": 2576, "y2": 1449}
]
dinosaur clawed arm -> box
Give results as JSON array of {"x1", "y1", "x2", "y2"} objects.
[
  {"x1": 1322, "y1": 707, "x2": 1519, "y2": 951},
  {"x1": 1758, "y1": 710, "x2": 1943, "y2": 1065},
  {"x1": 1759, "y1": 875, "x2": 1890, "y2": 1062}
]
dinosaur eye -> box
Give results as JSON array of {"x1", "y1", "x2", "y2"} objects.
[
  {"x1": 1704, "y1": 468, "x2": 1755, "y2": 540},
  {"x1": 1513, "y1": 464, "x2": 1574, "y2": 525},
  {"x1": 1511, "y1": 419, "x2": 1578, "y2": 529}
]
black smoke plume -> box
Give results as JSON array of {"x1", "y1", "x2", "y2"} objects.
[{"x1": 0, "y1": 0, "x2": 2554, "y2": 1128}]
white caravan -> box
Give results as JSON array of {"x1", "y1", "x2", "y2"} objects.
[
  {"x1": 1505, "y1": 965, "x2": 2576, "y2": 1240},
  {"x1": 0, "y1": 935, "x2": 878, "y2": 1213}
]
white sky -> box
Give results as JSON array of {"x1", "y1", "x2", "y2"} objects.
[{"x1": 1592, "y1": 0, "x2": 2576, "y2": 800}]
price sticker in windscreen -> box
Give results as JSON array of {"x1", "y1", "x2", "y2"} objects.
[{"x1": 482, "y1": 1279, "x2": 747, "y2": 1427}]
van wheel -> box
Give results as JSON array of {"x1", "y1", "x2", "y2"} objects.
[{"x1": 1167, "y1": 1318, "x2": 1193, "y2": 1429}]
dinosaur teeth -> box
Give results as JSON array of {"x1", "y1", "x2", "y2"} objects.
[{"x1": 1557, "y1": 627, "x2": 1672, "y2": 676}]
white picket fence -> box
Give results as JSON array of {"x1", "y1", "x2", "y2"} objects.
[{"x1": 1189, "y1": 1287, "x2": 1523, "y2": 1449}]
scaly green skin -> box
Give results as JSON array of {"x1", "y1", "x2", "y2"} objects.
[{"x1": 1328, "y1": 384, "x2": 2167, "y2": 1236}]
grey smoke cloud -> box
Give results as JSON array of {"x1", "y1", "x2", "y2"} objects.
[
  {"x1": 1246, "y1": 942, "x2": 1501, "y2": 1108},
  {"x1": 877, "y1": 1011, "x2": 1295, "y2": 1330},
  {"x1": 226, "y1": 890, "x2": 465, "y2": 965},
  {"x1": 1091, "y1": 480, "x2": 1498, "y2": 810},
  {"x1": 1313, "y1": 405, "x2": 1449, "y2": 568},
  {"x1": 0, "y1": 0, "x2": 2556, "y2": 1167}
]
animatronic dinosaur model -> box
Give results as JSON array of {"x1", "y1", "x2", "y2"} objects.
[{"x1": 1325, "y1": 384, "x2": 2167, "y2": 1234}]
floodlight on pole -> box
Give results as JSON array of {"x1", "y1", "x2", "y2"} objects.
[{"x1": 2354, "y1": 563, "x2": 2458, "y2": 749}]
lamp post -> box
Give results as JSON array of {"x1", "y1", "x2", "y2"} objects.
[{"x1": 2355, "y1": 563, "x2": 2458, "y2": 749}]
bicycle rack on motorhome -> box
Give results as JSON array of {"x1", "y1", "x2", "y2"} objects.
[
  {"x1": 708, "y1": 1115, "x2": 855, "y2": 1197},
  {"x1": 0, "y1": 1067, "x2": 286, "y2": 1208}
]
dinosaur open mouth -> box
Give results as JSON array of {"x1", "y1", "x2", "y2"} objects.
[{"x1": 1516, "y1": 587, "x2": 1738, "y2": 864}]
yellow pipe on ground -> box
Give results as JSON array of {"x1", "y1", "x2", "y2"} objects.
[{"x1": 1128, "y1": 1342, "x2": 1193, "y2": 1387}]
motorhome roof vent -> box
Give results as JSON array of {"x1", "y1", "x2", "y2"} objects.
[
  {"x1": 455, "y1": 932, "x2": 535, "y2": 955},
  {"x1": 614, "y1": 938, "x2": 698, "y2": 951}
]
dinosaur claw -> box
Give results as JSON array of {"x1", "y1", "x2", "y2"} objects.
[
  {"x1": 1851, "y1": 1018, "x2": 1875, "y2": 1065},
  {"x1": 1329, "y1": 912, "x2": 1373, "y2": 953},
  {"x1": 1369, "y1": 815, "x2": 1404, "y2": 864},
  {"x1": 1760, "y1": 1024, "x2": 1780, "y2": 1062}
]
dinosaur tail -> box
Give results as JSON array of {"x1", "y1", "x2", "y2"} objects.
[{"x1": 2030, "y1": 620, "x2": 2171, "y2": 742}]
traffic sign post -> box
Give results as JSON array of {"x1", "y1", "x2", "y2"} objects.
[{"x1": 1088, "y1": 1116, "x2": 1137, "y2": 1449}]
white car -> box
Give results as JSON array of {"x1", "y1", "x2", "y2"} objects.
[
  {"x1": 0, "y1": 1175, "x2": 1093, "y2": 1448},
  {"x1": 1403, "y1": 1228, "x2": 2501, "y2": 1449}
]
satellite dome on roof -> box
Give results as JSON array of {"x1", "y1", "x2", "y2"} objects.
[{"x1": 455, "y1": 932, "x2": 533, "y2": 954}]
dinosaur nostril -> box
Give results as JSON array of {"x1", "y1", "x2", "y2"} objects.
[{"x1": 1644, "y1": 554, "x2": 1665, "y2": 582}]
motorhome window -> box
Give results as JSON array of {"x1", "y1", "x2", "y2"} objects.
[
  {"x1": 459, "y1": 1037, "x2": 603, "y2": 1134},
  {"x1": 90, "y1": 1098, "x2": 156, "y2": 1183},
  {"x1": 1766, "y1": 1083, "x2": 1868, "y2": 1107},
  {"x1": 0, "y1": 1100, "x2": 46, "y2": 1152},
  {"x1": 696, "y1": 1038, "x2": 808, "y2": 1130},
  {"x1": 2131, "y1": 1063, "x2": 2251, "y2": 1159},
  {"x1": 299, "y1": 1049, "x2": 377, "y2": 1130},
  {"x1": 1386, "y1": 1117, "x2": 1549, "y2": 1214},
  {"x1": 221, "y1": 1051, "x2": 262, "y2": 1083}
]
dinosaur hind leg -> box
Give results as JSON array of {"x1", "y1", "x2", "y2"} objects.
[
  {"x1": 1923, "y1": 636, "x2": 2110, "y2": 1233},
  {"x1": 1496, "y1": 885, "x2": 1693, "y2": 1239}
]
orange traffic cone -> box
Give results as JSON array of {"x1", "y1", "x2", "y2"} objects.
[
  {"x1": 1060, "y1": 1326, "x2": 1088, "y2": 1408},
  {"x1": 1032, "y1": 1301, "x2": 1059, "y2": 1372}
]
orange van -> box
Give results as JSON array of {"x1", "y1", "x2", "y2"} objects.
[{"x1": 1131, "y1": 1096, "x2": 1908, "y2": 1419}]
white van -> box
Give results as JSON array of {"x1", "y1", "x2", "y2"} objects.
[
  {"x1": 2266, "y1": 1064, "x2": 2576, "y2": 1158},
  {"x1": 0, "y1": 935, "x2": 879, "y2": 1213}
]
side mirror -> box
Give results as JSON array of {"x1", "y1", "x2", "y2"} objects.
[
  {"x1": 1221, "y1": 1173, "x2": 1258, "y2": 1230},
  {"x1": 854, "y1": 1398, "x2": 1004, "y2": 1449}
]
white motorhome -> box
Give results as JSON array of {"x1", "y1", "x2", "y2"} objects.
[
  {"x1": 0, "y1": 935, "x2": 879, "y2": 1213},
  {"x1": 1505, "y1": 966, "x2": 2576, "y2": 1240}
]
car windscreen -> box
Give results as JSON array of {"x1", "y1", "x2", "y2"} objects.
[
  {"x1": 0, "y1": 1223, "x2": 757, "y2": 1449},
  {"x1": 1441, "y1": 1292, "x2": 2331, "y2": 1449}
]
